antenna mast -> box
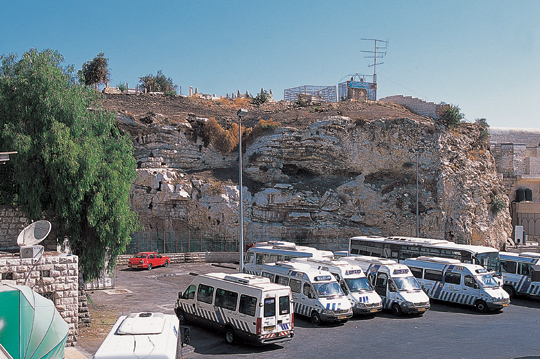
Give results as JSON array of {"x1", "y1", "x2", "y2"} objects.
[{"x1": 360, "y1": 38, "x2": 389, "y2": 83}]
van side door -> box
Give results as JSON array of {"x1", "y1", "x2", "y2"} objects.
[{"x1": 375, "y1": 273, "x2": 388, "y2": 299}]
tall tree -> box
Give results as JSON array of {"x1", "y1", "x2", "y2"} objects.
[
  {"x1": 80, "y1": 52, "x2": 109, "y2": 89},
  {"x1": 0, "y1": 49, "x2": 139, "y2": 281},
  {"x1": 138, "y1": 70, "x2": 177, "y2": 94}
]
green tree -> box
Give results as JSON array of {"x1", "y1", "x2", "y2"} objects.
[
  {"x1": 138, "y1": 70, "x2": 177, "y2": 95},
  {"x1": 80, "y1": 52, "x2": 109, "y2": 89},
  {"x1": 0, "y1": 49, "x2": 139, "y2": 281},
  {"x1": 251, "y1": 90, "x2": 271, "y2": 105},
  {"x1": 437, "y1": 104, "x2": 464, "y2": 129}
]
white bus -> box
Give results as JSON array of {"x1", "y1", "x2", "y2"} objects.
[
  {"x1": 244, "y1": 241, "x2": 333, "y2": 275},
  {"x1": 259, "y1": 261, "x2": 353, "y2": 325},
  {"x1": 342, "y1": 255, "x2": 430, "y2": 316},
  {"x1": 175, "y1": 272, "x2": 294, "y2": 345},
  {"x1": 405, "y1": 257, "x2": 510, "y2": 312},
  {"x1": 499, "y1": 251, "x2": 540, "y2": 297},
  {"x1": 348, "y1": 235, "x2": 501, "y2": 274},
  {"x1": 291, "y1": 257, "x2": 383, "y2": 315}
]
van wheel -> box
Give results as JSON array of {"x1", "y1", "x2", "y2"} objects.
[
  {"x1": 310, "y1": 311, "x2": 322, "y2": 326},
  {"x1": 503, "y1": 285, "x2": 515, "y2": 298},
  {"x1": 391, "y1": 303, "x2": 402, "y2": 316},
  {"x1": 475, "y1": 300, "x2": 488, "y2": 313},
  {"x1": 147, "y1": 263, "x2": 152, "y2": 270},
  {"x1": 225, "y1": 327, "x2": 236, "y2": 344}
]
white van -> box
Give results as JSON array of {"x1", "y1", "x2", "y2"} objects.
[
  {"x1": 405, "y1": 257, "x2": 510, "y2": 312},
  {"x1": 93, "y1": 312, "x2": 179, "y2": 359},
  {"x1": 343, "y1": 255, "x2": 430, "y2": 316},
  {"x1": 174, "y1": 272, "x2": 294, "y2": 345},
  {"x1": 259, "y1": 261, "x2": 353, "y2": 325},
  {"x1": 244, "y1": 241, "x2": 333, "y2": 275},
  {"x1": 499, "y1": 251, "x2": 540, "y2": 297},
  {"x1": 291, "y1": 257, "x2": 383, "y2": 315}
]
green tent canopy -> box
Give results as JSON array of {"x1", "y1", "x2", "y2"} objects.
[{"x1": 0, "y1": 284, "x2": 68, "y2": 359}]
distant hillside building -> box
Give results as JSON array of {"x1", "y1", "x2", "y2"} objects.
[
  {"x1": 490, "y1": 127, "x2": 540, "y2": 244},
  {"x1": 284, "y1": 85, "x2": 337, "y2": 103},
  {"x1": 338, "y1": 79, "x2": 377, "y2": 101}
]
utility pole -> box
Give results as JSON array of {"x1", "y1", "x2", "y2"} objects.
[{"x1": 360, "y1": 38, "x2": 389, "y2": 84}]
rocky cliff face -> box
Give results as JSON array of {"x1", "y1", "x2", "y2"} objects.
[{"x1": 112, "y1": 95, "x2": 511, "y2": 251}]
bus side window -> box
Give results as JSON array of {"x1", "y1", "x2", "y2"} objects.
[
  {"x1": 239, "y1": 295, "x2": 257, "y2": 316},
  {"x1": 519, "y1": 262, "x2": 531, "y2": 276},
  {"x1": 290, "y1": 279, "x2": 302, "y2": 293},
  {"x1": 444, "y1": 271, "x2": 461, "y2": 285},
  {"x1": 197, "y1": 284, "x2": 214, "y2": 304},
  {"x1": 424, "y1": 269, "x2": 443, "y2": 282},
  {"x1": 256, "y1": 253, "x2": 264, "y2": 265},
  {"x1": 215, "y1": 288, "x2": 238, "y2": 311},
  {"x1": 501, "y1": 260, "x2": 517, "y2": 274},
  {"x1": 261, "y1": 272, "x2": 275, "y2": 282},
  {"x1": 245, "y1": 252, "x2": 254, "y2": 264},
  {"x1": 276, "y1": 275, "x2": 289, "y2": 286},
  {"x1": 409, "y1": 267, "x2": 423, "y2": 279}
]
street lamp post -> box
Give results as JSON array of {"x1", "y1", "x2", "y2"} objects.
[
  {"x1": 415, "y1": 150, "x2": 419, "y2": 237},
  {"x1": 237, "y1": 108, "x2": 248, "y2": 273}
]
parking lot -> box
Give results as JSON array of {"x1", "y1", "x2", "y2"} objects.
[{"x1": 78, "y1": 262, "x2": 540, "y2": 359}]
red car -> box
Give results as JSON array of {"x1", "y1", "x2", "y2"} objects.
[{"x1": 128, "y1": 252, "x2": 170, "y2": 270}]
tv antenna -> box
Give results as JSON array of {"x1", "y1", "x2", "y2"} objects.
[{"x1": 360, "y1": 38, "x2": 389, "y2": 83}]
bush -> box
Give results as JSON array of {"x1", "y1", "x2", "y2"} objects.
[
  {"x1": 117, "y1": 83, "x2": 127, "y2": 93},
  {"x1": 437, "y1": 104, "x2": 463, "y2": 129},
  {"x1": 491, "y1": 195, "x2": 507, "y2": 215},
  {"x1": 204, "y1": 118, "x2": 240, "y2": 153},
  {"x1": 252, "y1": 90, "x2": 271, "y2": 105}
]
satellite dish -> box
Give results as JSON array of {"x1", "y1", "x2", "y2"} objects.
[{"x1": 17, "y1": 220, "x2": 51, "y2": 247}]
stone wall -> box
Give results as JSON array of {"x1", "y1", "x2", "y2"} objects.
[
  {"x1": 380, "y1": 95, "x2": 441, "y2": 119},
  {"x1": 0, "y1": 253, "x2": 79, "y2": 345},
  {"x1": 0, "y1": 205, "x2": 27, "y2": 251}
]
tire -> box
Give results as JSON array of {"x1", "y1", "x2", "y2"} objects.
[
  {"x1": 164, "y1": 260, "x2": 169, "y2": 267},
  {"x1": 147, "y1": 263, "x2": 152, "y2": 270},
  {"x1": 225, "y1": 327, "x2": 236, "y2": 344},
  {"x1": 475, "y1": 300, "x2": 488, "y2": 313},
  {"x1": 310, "y1": 311, "x2": 322, "y2": 326},
  {"x1": 503, "y1": 285, "x2": 515, "y2": 298},
  {"x1": 391, "y1": 303, "x2": 402, "y2": 317}
]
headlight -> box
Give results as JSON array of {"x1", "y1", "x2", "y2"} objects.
[
  {"x1": 402, "y1": 301, "x2": 413, "y2": 307},
  {"x1": 355, "y1": 302, "x2": 366, "y2": 308},
  {"x1": 322, "y1": 309, "x2": 333, "y2": 315}
]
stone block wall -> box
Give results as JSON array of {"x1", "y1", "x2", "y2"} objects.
[
  {"x1": 379, "y1": 95, "x2": 441, "y2": 119},
  {"x1": 0, "y1": 254, "x2": 79, "y2": 345},
  {"x1": 0, "y1": 206, "x2": 28, "y2": 251}
]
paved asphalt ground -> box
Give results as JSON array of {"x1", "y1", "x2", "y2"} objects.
[{"x1": 74, "y1": 262, "x2": 239, "y2": 358}]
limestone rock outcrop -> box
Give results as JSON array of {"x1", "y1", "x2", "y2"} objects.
[{"x1": 118, "y1": 100, "x2": 511, "y2": 251}]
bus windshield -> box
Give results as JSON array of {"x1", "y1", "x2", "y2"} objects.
[
  {"x1": 344, "y1": 277, "x2": 372, "y2": 292},
  {"x1": 393, "y1": 277, "x2": 422, "y2": 292},
  {"x1": 314, "y1": 282, "x2": 344, "y2": 298},
  {"x1": 476, "y1": 274, "x2": 500, "y2": 288},
  {"x1": 476, "y1": 252, "x2": 500, "y2": 273}
]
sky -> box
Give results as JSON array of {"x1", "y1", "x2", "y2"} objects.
[{"x1": 2, "y1": 1, "x2": 539, "y2": 129}]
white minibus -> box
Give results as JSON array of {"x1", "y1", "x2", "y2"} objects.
[
  {"x1": 93, "y1": 312, "x2": 179, "y2": 359},
  {"x1": 259, "y1": 261, "x2": 353, "y2": 325},
  {"x1": 174, "y1": 272, "x2": 294, "y2": 345},
  {"x1": 244, "y1": 241, "x2": 333, "y2": 275},
  {"x1": 499, "y1": 251, "x2": 540, "y2": 297},
  {"x1": 291, "y1": 257, "x2": 383, "y2": 315},
  {"x1": 405, "y1": 256, "x2": 510, "y2": 312},
  {"x1": 343, "y1": 255, "x2": 430, "y2": 316}
]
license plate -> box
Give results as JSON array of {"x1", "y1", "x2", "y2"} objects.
[
  {"x1": 418, "y1": 308, "x2": 426, "y2": 312},
  {"x1": 338, "y1": 315, "x2": 347, "y2": 320},
  {"x1": 370, "y1": 309, "x2": 378, "y2": 313},
  {"x1": 503, "y1": 303, "x2": 508, "y2": 307},
  {"x1": 264, "y1": 326, "x2": 275, "y2": 331}
]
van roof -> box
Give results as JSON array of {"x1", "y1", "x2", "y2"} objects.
[{"x1": 201, "y1": 272, "x2": 290, "y2": 291}]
